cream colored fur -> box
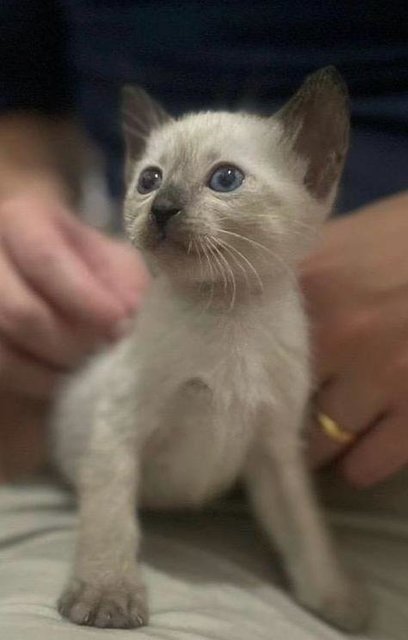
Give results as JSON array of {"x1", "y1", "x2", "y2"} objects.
[{"x1": 52, "y1": 69, "x2": 368, "y2": 632}]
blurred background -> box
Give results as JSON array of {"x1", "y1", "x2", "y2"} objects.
[{"x1": 1, "y1": 0, "x2": 407, "y2": 229}]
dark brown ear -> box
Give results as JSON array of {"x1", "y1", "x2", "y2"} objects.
[
  {"x1": 277, "y1": 66, "x2": 350, "y2": 200},
  {"x1": 121, "y1": 86, "x2": 172, "y2": 184}
]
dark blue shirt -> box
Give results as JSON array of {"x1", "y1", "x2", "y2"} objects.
[{"x1": 1, "y1": 1, "x2": 407, "y2": 212}]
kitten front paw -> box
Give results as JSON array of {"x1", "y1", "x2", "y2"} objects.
[
  {"x1": 58, "y1": 577, "x2": 149, "y2": 629},
  {"x1": 297, "y1": 575, "x2": 370, "y2": 633}
]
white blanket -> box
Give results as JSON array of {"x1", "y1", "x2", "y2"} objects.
[{"x1": 0, "y1": 471, "x2": 407, "y2": 639}]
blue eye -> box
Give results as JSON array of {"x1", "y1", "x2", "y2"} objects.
[
  {"x1": 137, "y1": 166, "x2": 162, "y2": 194},
  {"x1": 208, "y1": 165, "x2": 244, "y2": 192}
]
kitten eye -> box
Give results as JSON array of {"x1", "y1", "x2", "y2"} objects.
[
  {"x1": 208, "y1": 165, "x2": 244, "y2": 192},
  {"x1": 137, "y1": 166, "x2": 163, "y2": 194}
]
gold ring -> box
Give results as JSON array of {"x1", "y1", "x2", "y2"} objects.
[{"x1": 316, "y1": 412, "x2": 356, "y2": 445}]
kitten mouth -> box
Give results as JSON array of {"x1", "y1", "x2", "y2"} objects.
[
  {"x1": 142, "y1": 229, "x2": 196, "y2": 257},
  {"x1": 167, "y1": 235, "x2": 223, "y2": 258},
  {"x1": 141, "y1": 220, "x2": 223, "y2": 261},
  {"x1": 142, "y1": 223, "x2": 199, "y2": 253}
]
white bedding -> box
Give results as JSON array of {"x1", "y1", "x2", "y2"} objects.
[{"x1": 0, "y1": 471, "x2": 407, "y2": 639}]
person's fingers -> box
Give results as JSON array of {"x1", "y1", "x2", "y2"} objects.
[
  {"x1": 338, "y1": 412, "x2": 408, "y2": 487},
  {"x1": 62, "y1": 214, "x2": 150, "y2": 312},
  {"x1": 2, "y1": 208, "x2": 131, "y2": 339},
  {"x1": 0, "y1": 340, "x2": 63, "y2": 397},
  {"x1": 308, "y1": 373, "x2": 386, "y2": 468},
  {"x1": 0, "y1": 250, "x2": 104, "y2": 368}
]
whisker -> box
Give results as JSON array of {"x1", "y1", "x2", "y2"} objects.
[
  {"x1": 215, "y1": 237, "x2": 264, "y2": 293},
  {"x1": 214, "y1": 240, "x2": 250, "y2": 291},
  {"x1": 214, "y1": 214, "x2": 314, "y2": 238},
  {"x1": 217, "y1": 228, "x2": 296, "y2": 283},
  {"x1": 200, "y1": 239, "x2": 216, "y2": 311},
  {"x1": 208, "y1": 239, "x2": 237, "y2": 311},
  {"x1": 193, "y1": 238, "x2": 205, "y2": 287},
  {"x1": 217, "y1": 228, "x2": 275, "y2": 256},
  {"x1": 206, "y1": 237, "x2": 228, "y2": 293}
]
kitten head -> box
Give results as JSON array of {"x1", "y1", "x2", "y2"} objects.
[{"x1": 122, "y1": 67, "x2": 349, "y2": 291}]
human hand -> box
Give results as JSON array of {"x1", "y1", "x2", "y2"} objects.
[
  {"x1": 0, "y1": 181, "x2": 150, "y2": 398},
  {"x1": 301, "y1": 192, "x2": 408, "y2": 488}
]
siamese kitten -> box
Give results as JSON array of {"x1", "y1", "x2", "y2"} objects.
[{"x1": 53, "y1": 67, "x2": 367, "y2": 632}]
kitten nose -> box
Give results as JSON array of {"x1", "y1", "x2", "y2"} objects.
[{"x1": 151, "y1": 197, "x2": 181, "y2": 231}]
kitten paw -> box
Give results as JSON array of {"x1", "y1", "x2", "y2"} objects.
[
  {"x1": 297, "y1": 576, "x2": 370, "y2": 633},
  {"x1": 58, "y1": 577, "x2": 149, "y2": 629}
]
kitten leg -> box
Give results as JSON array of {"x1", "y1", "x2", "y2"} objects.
[
  {"x1": 245, "y1": 405, "x2": 369, "y2": 632},
  {"x1": 58, "y1": 400, "x2": 148, "y2": 629}
]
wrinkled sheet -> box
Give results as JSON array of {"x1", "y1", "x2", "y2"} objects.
[{"x1": 0, "y1": 471, "x2": 407, "y2": 640}]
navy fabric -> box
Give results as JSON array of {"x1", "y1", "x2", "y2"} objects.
[
  {"x1": 0, "y1": 1, "x2": 74, "y2": 114},
  {"x1": 0, "y1": 1, "x2": 407, "y2": 212}
]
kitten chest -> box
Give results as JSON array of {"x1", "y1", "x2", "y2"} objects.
[{"x1": 139, "y1": 337, "x2": 267, "y2": 510}]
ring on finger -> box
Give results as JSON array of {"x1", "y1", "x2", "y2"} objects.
[{"x1": 316, "y1": 411, "x2": 357, "y2": 445}]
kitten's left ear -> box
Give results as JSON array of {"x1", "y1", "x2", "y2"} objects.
[
  {"x1": 121, "y1": 86, "x2": 172, "y2": 184},
  {"x1": 276, "y1": 66, "x2": 350, "y2": 200}
]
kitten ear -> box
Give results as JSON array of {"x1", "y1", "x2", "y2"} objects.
[
  {"x1": 121, "y1": 85, "x2": 172, "y2": 184},
  {"x1": 276, "y1": 66, "x2": 350, "y2": 200}
]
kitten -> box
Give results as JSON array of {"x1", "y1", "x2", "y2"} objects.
[{"x1": 53, "y1": 67, "x2": 367, "y2": 632}]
